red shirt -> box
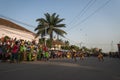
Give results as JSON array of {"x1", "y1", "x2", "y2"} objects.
[{"x1": 12, "y1": 44, "x2": 19, "y2": 54}]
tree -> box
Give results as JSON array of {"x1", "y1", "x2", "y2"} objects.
[
  {"x1": 70, "y1": 45, "x2": 79, "y2": 51},
  {"x1": 65, "y1": 40, "x2": 69, "y2": 46},
  {"x1": 61, "y1": 40, "x2": 70, "y2": 50},
  {"x1": 91, "y1": 48, "x2": 99, "y2": 56},
  {"x1": 34, "y1": 13, "x2": 67, "y2": 41},
  {"x1": 39, "y1": 38, "x2": 44, "y2": 44}
]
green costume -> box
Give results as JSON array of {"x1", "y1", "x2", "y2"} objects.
[
  {"x1": 28, "y1": 52, "x2": 32, "y2": 61},
  {"x1": 37, "y1": 48, "x2": 42, "y2": 60},
  {"x1": 45, "y1": 52, "x2": 49, "y2": 58}
]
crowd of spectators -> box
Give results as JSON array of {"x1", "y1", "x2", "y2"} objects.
[
  {"x1": 0, "y1": 36, "x2": 70, "y2": 63},
  {"x1": 0, "y1": 36, "x2": 49, "y2": 62},
  {"x1": 1, "y1": 36, "x2": 119, "y2": 63}
]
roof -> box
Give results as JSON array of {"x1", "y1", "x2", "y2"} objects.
[
  {"x1": 0, "y1": 18, "x2": 34, "y2": 34},
  {"x1": 52, "y1": 40, "x2": 65, "y2": 45}
]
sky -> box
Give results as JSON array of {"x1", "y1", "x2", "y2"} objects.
[{"x1": 0, "y1": 0, "x2": 120, "y2": 52}]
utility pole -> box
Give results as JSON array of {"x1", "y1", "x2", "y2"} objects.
[
  {"x1": 44, "y1": 27, "x2": 47, "y2": 47},
  {"x1": 111, "y1": 41, "x2": 114, "y2": 52},
  {"x1": 43, "y1": 26, "x2": 49, "y2": 52},
  {"x1": 79, "y1": 42, "x2": 82, "y2": 49},
  {"x1": 43, "y1": 22, "x2": 49, "y2": 47},
  {"x1": 117, "y1": 41, "x2": 120, "y2": 54}
]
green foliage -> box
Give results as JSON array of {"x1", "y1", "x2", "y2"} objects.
[
  {"x1": 65, "y1": 40, "x2": 69, "y2": 46},
  {"x1": 4, "y1": 35, "x2": 10, "y2": 41},
  {"x1": 46, "y1": 39, "x2": 52, "y2": 48},
  {"x1": 39, "y1": 38, "x2": 44, "y2": 44},
  {"x1": 61, "y1": 45, "x2": 70, "y2": 50},
  {"x1": 70, "y1": 45, "x2": 79, "y2": 51},
  {"x1": 34, "y1": 13, "x2": 67, "y2": 40}
]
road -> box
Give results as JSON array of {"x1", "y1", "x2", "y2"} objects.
[{"x1": 0, "y1": 57, "x2": 120, "y2": 80}]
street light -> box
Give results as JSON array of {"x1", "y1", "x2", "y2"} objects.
[
  {"x1": 43, "y1": 26, "x2": 49, "y2": 52},
  {"x1": 79, "y1": 42, "x2": 83, "y2": 49},
  {"x1": 43, "y1": 22, "x2": 49, "y2": 47},
  {"x1": 44, "y1": 26, "x2": 49, "y2": 47}
]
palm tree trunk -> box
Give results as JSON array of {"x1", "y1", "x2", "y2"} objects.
[
  {"x1": 50, "y1": 33, "x2": 53, "y2": 48},
  {"x1": 57, "y1": 34, "x2": 59, "y2": 40},
  {"x1": 50, "y1": 33, "x2": 53, "y2": 41}
]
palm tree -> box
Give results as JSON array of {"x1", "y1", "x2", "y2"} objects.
[
  {"x1": 34, "y1": 13, "x2": 67, "y2": 41},
  {"x1": 65, "y1": 40, "x2": 70, "y2": 46}
]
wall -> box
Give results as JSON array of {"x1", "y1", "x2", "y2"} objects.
[{"x1": 0, "y1": 25, "x2": 38, "y2": 42}]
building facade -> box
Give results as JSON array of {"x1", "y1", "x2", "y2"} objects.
[
  {"x1": 118, "y1": 44, "x2": 120, "y2": 53},
  {"x1": 0, "y1": 18, "x2": 38, "y2": 42}
]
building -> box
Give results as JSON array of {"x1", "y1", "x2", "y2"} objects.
[
  {"x1": 117, "y1": 44, "x2": 120, "y2": 54},
  {"x1": 0, "y1": 18, "x2": 38, "y2": 42},
  {"x1": 51, "y1": 40, "x2": 65, "y2": 50}
]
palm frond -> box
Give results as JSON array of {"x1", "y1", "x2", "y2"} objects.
[
  {"x1": 35, "y1": 13, "x2": 67, "y2": 39},
  {"x1": 55, "y1": 24, "x2": 66, "y2": 28},
  {"x1": 44, "y1": 13, "x2": 50, "y2": 23},
  {"x1": 53, "y1": 28, "x2": 67, "y2": 36},
  {"x1": 56, "y1": 18, "x2": 65, "y2": 24}
]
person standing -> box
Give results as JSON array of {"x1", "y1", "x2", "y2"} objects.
[
  {"x1": 11, "y1": 41, "x2": 19, "y2": 63},
  {"x1": 45, "y1": 51, "x2": 49, "y2": 61},
  {"x1": 37, "y1": 47, "x2": 43, "y2": 60}
]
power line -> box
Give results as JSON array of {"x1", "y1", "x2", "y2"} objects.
[
  {"x1": 63, "y1": 36, "x2": 116, "y2": 48},
  {"x1": 63, "y1": 36, "x2": 80, "y2": 45},
  {"x1": 0, "y1": 14, "x2": 36, "y2": 28},
  {"x1": 67, "y1": 0, "x2": 112, "y2": 31},
  {"x1": 68, "y1": 0, "x2": 95, "y2": 25},
  {"x1": 68, "y1": 0, "x2": 96, "y2": 28}
]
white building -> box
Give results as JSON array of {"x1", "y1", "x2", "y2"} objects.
[{"x1": 0, "y1": 18, "x2": 38, "y2": 42}]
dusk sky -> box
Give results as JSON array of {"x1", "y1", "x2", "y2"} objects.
[{"x1": 0, "y1": 0, "x2": 120, "y2": 52}]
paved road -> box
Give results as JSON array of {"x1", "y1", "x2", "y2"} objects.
[{"x1": 0, "y1": 57, "x2": 120, "y2": 80}]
